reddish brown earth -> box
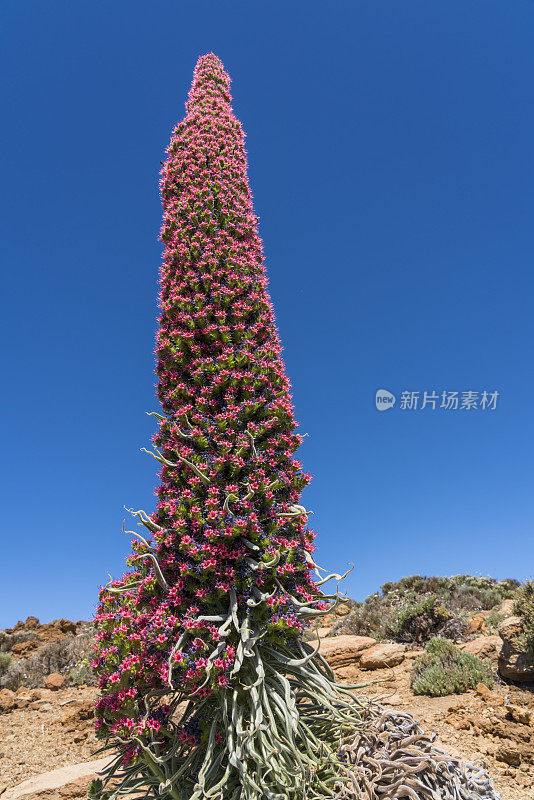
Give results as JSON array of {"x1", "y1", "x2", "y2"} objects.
[{"x1": 0, "y1": 684, "x2": 100, "y2": 797}]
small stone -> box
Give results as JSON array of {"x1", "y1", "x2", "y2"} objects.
[
  {"x1": 475, "y1": 683, "x2": 505, "y2": 706},
  {"x1": 40, "y1": 702, "x2": 54, "y2": 712},
  {"x1": 403, "y1": 649, "x2": 425, "y2": 660},
  {"x1": 77, "y1": 699, "x2": 95, "y2": 720},
  {"x1": 498, "y1": 615, "x2": 524, "y2": 643},
  {"x1": 466, "y1": 612, "x2": 489, "y2": 634},
  {"x1": 453, "y1": 718, "x2": 471, "y2": 731},
  {"x1": 497, "y1": 616, "x2": 534, "y2": 683},
  {"x1": 0, "y1": 688, "x2": 15, "y2": 714},
  {"x1": 61, "y1": 709, "x2": 78, "y2": 725},
  {"x1": 306, "y1": 627, "x2": 332, "y2": 641},
  {"x1": 495, "y1": 745, "x2": 521, "y2": 767},
  {"x1": 499, "y1": 650, "x2": 534, "y2": 683},
  {"x1": 506, "y1": 704, "x2": 532, "y2": 725},
  {"x1": 44, "y1": 672, "x2": 65, "y2": 690}
]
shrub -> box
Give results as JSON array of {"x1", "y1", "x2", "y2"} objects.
[
  {"x1": 411, "y1": 637, "x2": 494, "y2": 696},
  {"x1": 513, "y1": 580, "x2": 534, "y2": 662},
  {"x1": 0, "y1": 651, "x2": 13, "y2": 675},
  {"x1": 68, "y1": 657, "x2": 96, "y2": 686},
  {"x1": 0, "y1": 632, "x2": 95, "y2": 690},
  {"x1": 437, "y1": 616, "x2": 468, "y2": 642},
  {"x1": 0, "y1": 657, "x2": 28, "y2": 690},
  {"x1": 386, "y1": 596, "x2": 452, "y2": 644},
  {"x1": 485, "y1": 610, "x2": 506, "y2": 632},
  {"x1": 330, "y1": 598, "x2": 386, "y2": 639},
  {"x1": 331, "y1": 574, "x2": 520, "y2": 642}
]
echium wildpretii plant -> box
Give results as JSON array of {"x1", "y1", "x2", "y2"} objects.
[
  {"x1": 89, "y1": 55, "x2": 502, "y2": 800},
  {"x1": 90, "y1": 53, "x2": 356, "y2": 800}
]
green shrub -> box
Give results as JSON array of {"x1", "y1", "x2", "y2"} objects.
[
  {"x1": 331, "y1": 574, "x2": 520, "y2": 643},
  {"x1": 330, "y1": 597, "x2": 387, "y2": 639},
  {"x1": 513, "y1": 580, "x2": 534, "y2": 662},
  {"x1": 0, "y1": 651, "x2": 13, "y2": 675},
  {"x1": 485, "y1": 610, "x2": 506, "y2": 632},
  {"x1": 411, "y1": 637, "x2": 494, "y2": 697},
  {"x1": 386, "y1": 596, "x2": 452, "y2": 644},
  {"x1": 68, "y1": 657, "x2": 96, "y2": 686}
]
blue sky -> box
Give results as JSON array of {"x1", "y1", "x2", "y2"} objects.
[{"x1": 1, "y1": 1, "x2": 533, "y2": 628}]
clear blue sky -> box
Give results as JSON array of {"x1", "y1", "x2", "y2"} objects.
[{"x1": 2, "y1": 1, "x2": 533, "y2": 628}]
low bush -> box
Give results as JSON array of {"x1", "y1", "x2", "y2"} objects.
[
  {"x1": 411, "y1": 636, "x2": 494, "y2": 697},
  {"x1": 0, "y1": 651, "x2": 13, "y2": 675},
  {"x1": 0, "y1": 658, "x2": 28, "y2": 690},
  {"x1": 513, "y1": 580, "x2": 534, "y2": 663},
  {"x1": 447, "y1": 577, "x2": 518, "y2": 611},
  {"x1": 0, "y1": 629, "x2": 96, "y2": 690},
  {"x1": 331, "y1": 574, "x2": 520, "y2": 643},
  {"x1": 68, "y1": 656, "x2": 95, "y2": 686},
  {"x1": 386, "y1": 596, "x2": 452, "y2": 644},
  {"x1": 485, "y1": 610, "x2": 506, "y2": 632}
]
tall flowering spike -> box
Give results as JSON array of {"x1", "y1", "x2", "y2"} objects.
[
  {"x1": 89, "y1": 55, "x2": 502, "y2": 800},
  {"x1": 91, "y1": 49, "x2": 328, "y2": 781},
  {"x1": 153, "y1": 51, "x2": 321, "y2": 686}
]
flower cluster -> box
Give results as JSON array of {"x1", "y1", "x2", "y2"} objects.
[{"x1": 91, "y1": 53, "x2": 325, "y2": 754}]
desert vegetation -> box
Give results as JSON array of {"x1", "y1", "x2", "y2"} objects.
[
  {"x1": 0, "y1": 620, "x2": 95, "y2": 691},
  {"x1": 514, "y1": 579, "x2": 534, "y2": 663},
  {"x1": 331, "y1": 574, "x2": 519, "y2": 643},
  {"x1": 411, "y1": 636, "x2": 494, "y2": 696}
]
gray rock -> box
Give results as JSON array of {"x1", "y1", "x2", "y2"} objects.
[{"x1": 2, "y1": 757, "x2": 113, "y2": 800}]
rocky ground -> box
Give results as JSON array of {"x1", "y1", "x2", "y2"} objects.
[
  {"x1": 0, "y1": 599, "x2": 533, "y2": 800},
  {"x1": 318, "y1": 634, "x2": 534, "y2": 800},
  {"x1": 0, "y1": 684, "x2": 99, "y2": 798}
]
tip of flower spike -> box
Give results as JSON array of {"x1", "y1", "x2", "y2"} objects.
[
  {"x1": 195, "y1": 52, "x2": 226, "y2": 73},
  {"x1": 187, "y1": 53, "x2": 232, "y2": 115}
]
